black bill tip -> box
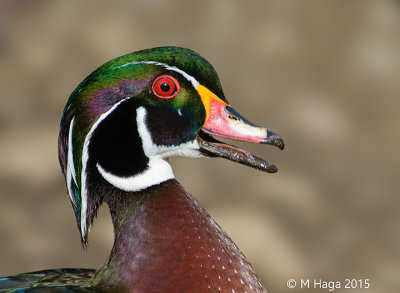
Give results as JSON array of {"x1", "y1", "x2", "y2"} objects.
[{"x1": 263, "y1": 130, "x2": 285, "y2": 150}]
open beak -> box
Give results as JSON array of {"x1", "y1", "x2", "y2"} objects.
[{"x1": 197, "y1": 85, "x2": 284, "y2": 173}]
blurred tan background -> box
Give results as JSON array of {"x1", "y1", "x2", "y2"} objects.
[{"x1": 0, "y1": 0, "x2": 399, "y2": 292}]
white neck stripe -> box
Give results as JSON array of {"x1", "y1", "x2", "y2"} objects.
[
  {"x1": 112, "y1": 61, "x2": 200, "y2": 89},
  {"x1": 66, "y1": 117, "x2": 77, "y2": 206},
  {"x1": 80, "y1": 97, "x2": 130, "y2": 239}
]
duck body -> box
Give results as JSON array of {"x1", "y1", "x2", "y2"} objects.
[{"x1": 0, "y1": 47, "x2": 283, "y2": 292}]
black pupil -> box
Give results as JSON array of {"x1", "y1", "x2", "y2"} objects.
[{"x1": 160, "y1": 82, "x2": 171, "y2": 92}]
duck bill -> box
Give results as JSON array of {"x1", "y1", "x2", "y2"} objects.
[{"x1": 197, "y1": 85, "x2": 284, "y2": 173}]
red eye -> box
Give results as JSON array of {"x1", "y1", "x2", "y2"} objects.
[{"x1": 152, "y1": 75, "x2": 181, "y2": 99}]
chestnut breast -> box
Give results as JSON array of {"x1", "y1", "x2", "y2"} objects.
[{"x1": 113, "y1": 182, "x2": 267, "y2": 293}]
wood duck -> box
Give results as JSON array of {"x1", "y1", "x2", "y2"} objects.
[{"x1": 0, "y1": 47, "x2": 284, "y2": 292}]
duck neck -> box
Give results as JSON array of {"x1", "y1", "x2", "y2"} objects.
[{"x1": 92, "y1": 179, "x2": 266, "y2": 293}]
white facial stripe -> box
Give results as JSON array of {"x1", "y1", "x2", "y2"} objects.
[
  {"x1": 66, "y1": 117, "x2": 77, "y2": 206},
  {"x1": 113, "y1": 61, "x2": 200, "y2": 89},
  {"x1": 136, "y1": 106, "x2": 158, "y2": 158},
  {"x1": 80, "y1": 97, "x2": 130, "y2": 239}
]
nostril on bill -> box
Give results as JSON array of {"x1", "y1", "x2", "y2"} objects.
[{"x1": 228, "y1": 114, "x2": 239, "y2": 121}]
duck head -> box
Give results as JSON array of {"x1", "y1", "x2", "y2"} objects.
[{"x1": 58, "y1": 47, "x2": 284, "y2": 243}]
